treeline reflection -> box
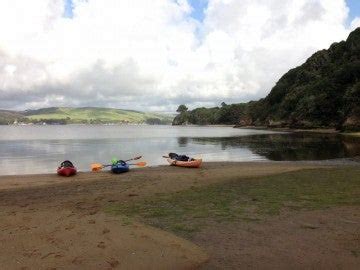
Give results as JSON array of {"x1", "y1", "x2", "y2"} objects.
[{"x1": 178, "y1": 133, "x2": 360, "y2": 161}]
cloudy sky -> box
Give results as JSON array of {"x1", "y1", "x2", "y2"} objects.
[{"x1": 0, "y1": 0, "x2": 359, "y2": 112}]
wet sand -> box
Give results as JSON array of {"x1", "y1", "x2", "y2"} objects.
[{"x1": 0, "y1": 162, "x2": 358, "y2": 269}]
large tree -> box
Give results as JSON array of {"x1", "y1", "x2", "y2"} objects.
[{"x1": 176, "y1": 104, "x2": 188, "y2": 113}]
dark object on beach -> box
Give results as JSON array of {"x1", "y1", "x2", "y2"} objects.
[
  {"x1": 57, "y1": 160, "x2": 77, "y2": 177},
  {"x1": 91, "y1": 156, "x2": 144, "y2": 172},
  {"x1": 165, "y1": 153, "x2": 202, "y2": 168},
  {"x1": 166, "y1": 158, "x2": 203, "y2": 168},
  {"x1": 168, "y1": 152, "x2": 194, "y2": 162},
  {"x1": 111, "y1": 160, "x2": 130, "y2": 174}
]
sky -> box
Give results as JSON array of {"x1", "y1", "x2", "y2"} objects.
[
  {"x1": 347, "y1": 0, "x2": 360, "y2": 23},
  {"x1": 0, "y1": 0, "x2": 359, "y2": 112}
]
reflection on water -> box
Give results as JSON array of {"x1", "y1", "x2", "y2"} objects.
[
  {"x1": 0, "y1": 137, "x2": 265, "y2": 175},
  {"x1": 190, "y1": 133, "x2": 360, "y2": 161},
  {"x1": 177, "y1": 137, "x2": 189, "y2": 147},
  {"x1": 0, "y1": 125, "x2": 359, "y2": 175}
]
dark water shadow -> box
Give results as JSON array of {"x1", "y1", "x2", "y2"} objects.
[
  {"x1": 187, "y1": 133, "x2": 360, "y2": 161},
  {"x1": 177, "y1": 137, "x2": 189, "y2": 147}
]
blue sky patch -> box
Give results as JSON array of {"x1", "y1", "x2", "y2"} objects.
[
  {"x1": 347, "y1": 0, "x2": 360, "y2": 23},
  {"x1": 63, "y1": 0, "x2": 74, "y2": 18},
  {"x1": 62, "y1": 0, "x2": 359, "y2": 24},
  {"x1": 188, "y1": 0, "x2": 208, "y2": 22}
]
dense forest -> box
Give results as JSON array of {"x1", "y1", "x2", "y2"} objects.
[{"x1": 173, "y1": 28, "x2": 360, "y2": 131}]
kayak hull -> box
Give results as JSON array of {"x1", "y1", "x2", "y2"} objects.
[
  {"x1": 111, "y1": 164, "x2": 129, "y2": 174},
  {"x1": 167, "y1": 158, "x2": 202, "y2": 168},
  {"x1": 57, "y1": 167, "x2": 77, "y2": 177}
]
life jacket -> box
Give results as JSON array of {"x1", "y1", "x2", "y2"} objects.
[{"x1": 113, "y1": 160, "x2": 126, "y2": 166}]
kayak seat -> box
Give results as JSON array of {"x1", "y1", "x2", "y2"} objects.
[{"x1": 60, "y1": 160, "x2": 74, "y2": 168}]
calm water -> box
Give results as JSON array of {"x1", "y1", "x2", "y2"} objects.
[{"x1": 0, "y1": 125, "x2": 359, "y2": 175}]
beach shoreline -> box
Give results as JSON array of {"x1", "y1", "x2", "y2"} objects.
[
  {"x1": 0, "y1": 162, "x2": 359, "y2": 269},
  {"x1": 1, "y1": 159, "x2": 359, "y2": 189}
]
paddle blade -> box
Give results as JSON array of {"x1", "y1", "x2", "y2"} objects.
[
  {"x1": 133, "y1": 155, "x2": 142, "y2": 160},
  {"x1": 91, "y1": 163, "x2": 103, "y2": 172},
  {"x1": 133, "y1": 161, "x2": 147, "y2": 167}
]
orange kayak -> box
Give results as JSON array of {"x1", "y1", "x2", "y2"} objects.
[{"x1": 167, "y1": 158, "x2": 202, "y2": 168}]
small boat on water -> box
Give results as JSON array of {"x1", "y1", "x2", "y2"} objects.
[
  {"x1": 57, "y1": 160, "x2": 77, "y2": 176},
  {"x1": 167, "y1": 158, "x2": 202, "y2": 168}
]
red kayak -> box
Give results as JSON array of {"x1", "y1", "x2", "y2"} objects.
[
  {"x1": 57, "y1": 166, "x2": 77, "y2": 176},
  {"x1": 57, "y1": 160, "x2": 77, "y2": 177}
]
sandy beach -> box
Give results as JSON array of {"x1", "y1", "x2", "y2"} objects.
[{"x1": 0, "y1": 162, "x2": 359, "y2": 269}]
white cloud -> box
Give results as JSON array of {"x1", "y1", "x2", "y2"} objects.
[
  {"x1": 351, "y1": 17, "x2": 360, "y2": 30},
  {"x1": 0, "y1": 0, "x2": 356, "y2": 111}
]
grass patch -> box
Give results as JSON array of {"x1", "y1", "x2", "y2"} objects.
[{"x1": 106, "y1": 167, "x2": 360, "y2": 237}]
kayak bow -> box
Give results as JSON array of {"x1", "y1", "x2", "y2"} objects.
[{"x1": 57, "y1": 166, "x2": 77, "y2": 177}]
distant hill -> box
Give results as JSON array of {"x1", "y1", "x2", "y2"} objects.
[
  {"x1": 0, "y1": 110, "x2": 25, "y2": 125},
  {"x1": 0, "y1": 107, "x2": 172, "y2": 125},
  {"x1": 173, "y1": 27, "x2": 360, "y2": 131}
]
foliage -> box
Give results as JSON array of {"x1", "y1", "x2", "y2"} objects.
[
  {"x1": 145, "y1": 117, "x2": 169, "y2": 125},
  {"x1": 176, "y1": 104, "x2": 188, "y2": 113},
  {"x1": 173, "y1": 28, "x2": 360, "y2": 130}
]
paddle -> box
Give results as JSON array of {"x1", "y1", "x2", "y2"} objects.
[
  {"x1": 128, "y1": 161, "x2": 147, "y2": 167},
  {"x1": 91, "y1": 163, "x2": 108, "y2": 172},
  {"x1": 91, "y1": 156, "x2": 144, "y2": 172},
  {"x1": 126, "y1": 156, "x2": 142, "y2": 162}
]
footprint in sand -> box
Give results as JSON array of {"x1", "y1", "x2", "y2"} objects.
[
  {"x1": 41, "y1": 252, "x2": 64, "y2": 259},
  {"x1": 77, "y1": 231, "x2": 86, "y2": 238},
  {"x1": 19, "y1": 226, "x2": 31, "y2": 231},
  {"x1": 46, "y1": 236, "x2": 64, "y2": 246},
  {"x1": 97, "y1": 241, "x2": 106, "y2": 249},
  {"x1": 65, "y1": 224, "x2": 75, "y2": 231},
  {"x1": 102, "y1": 228, "x2": 110, "y2": 234},
  {"x1": 23, "y1": 249, "x2": 41, "y2": 258},
  {"x1": 140, "y1": 233, "x2": 152, "y2": 240},
  {"x1": 72, "y1": 256, "x2": 83, "y2": 265},
  {"x1": 67, "y1": 213, "x2": 76, "y2": 217},
  {"x1": 22, "y1": 216, "x2": 32, "y2": 222},
  {"x1": 107, "y1": 258, "x2": 120, "y2": 268},
  {"x1": 88, "y1": 210, "x2": 98, "y2": 215}
]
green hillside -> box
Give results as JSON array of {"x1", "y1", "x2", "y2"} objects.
[
  {"x1": 173, "y1": 27, "x2": 360, "y2": 131},
  {"x1": 0, "y1": 107, "x2": 172, "y2": 125},
  {"x1": 24, "y1": 107, "x2": 172, "y2": 124}
]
